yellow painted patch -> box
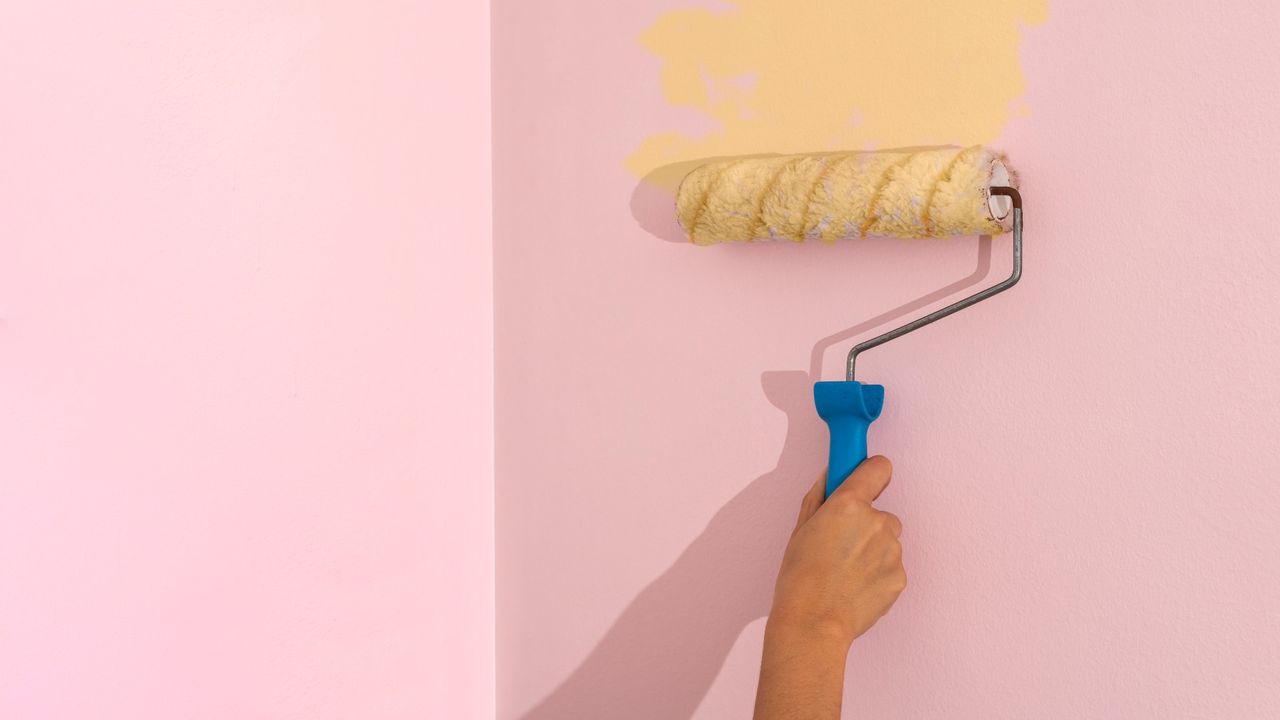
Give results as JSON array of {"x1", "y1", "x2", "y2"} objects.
[{"x1": 628, "y1": 0, "x2": 1047, "y2": 189}]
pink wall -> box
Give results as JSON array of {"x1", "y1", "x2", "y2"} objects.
[
  {"x1": 495, "y1": 2, "x2": 1280, "y2": 719},
  {"x1": 1, "y1": 3, "x2": 492, "y2": 718}
]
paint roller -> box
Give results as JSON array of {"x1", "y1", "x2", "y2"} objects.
[{"x1": 676, "y1": 145, "x2": 1023, "y2": 498}]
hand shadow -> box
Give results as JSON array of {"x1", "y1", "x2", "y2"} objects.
[{"x1": 518, "y1": 175, "x2": 995, "y2": 719}]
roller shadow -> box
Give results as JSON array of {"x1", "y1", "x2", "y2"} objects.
[
  {"x1": 519, "y1": 234, "x2": 995, "y2": 719},
  {"x1": 808, "y1": 235, "x2": 993, "y2": 378}
]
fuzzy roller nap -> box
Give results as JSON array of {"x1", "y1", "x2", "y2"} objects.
[
  {"x1": 677, "y1": 145, "x2": 1024, "y2": 498},
  {"x1": 676, "y1": 145, "x2": 1015, "y2": 244}
]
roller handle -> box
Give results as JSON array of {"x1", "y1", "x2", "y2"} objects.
[{"x1": 814, "y1": 381, "x2": 885, "y2": 499}]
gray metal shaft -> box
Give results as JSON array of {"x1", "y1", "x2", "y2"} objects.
[{"x1": 846, "y1": 188, "x2": 1023, "y2": 381}]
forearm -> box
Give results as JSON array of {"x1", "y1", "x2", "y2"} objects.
[
  {"x1": 753, "y1": 616, "x2": 850, "y2": 720},
  {"x1": 755, "y1": 460, "x2": 905, "y2": 718}
]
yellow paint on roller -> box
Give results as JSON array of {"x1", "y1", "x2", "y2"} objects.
[
  {"x1": 627, "y1": 0, "x2": 1047, "y2": 190},
  {"x1": 676, "y1": 146, "x2": 1015, "y2": 243}
]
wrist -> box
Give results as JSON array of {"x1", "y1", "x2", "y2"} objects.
[
  {"x1": 756, "y1": 609, "x2": 850, "y2": 720},
  {"x1": 764, "y1": 608, "x2": 854, "y2": 658}
]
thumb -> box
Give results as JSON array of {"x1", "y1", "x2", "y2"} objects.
[{"x1": 829, "y1": 456, "x2": 893, "y2": 504}]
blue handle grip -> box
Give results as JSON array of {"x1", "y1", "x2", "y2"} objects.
[{"x1": 814, "y1": 381, "x2": 885, "y2": 499}]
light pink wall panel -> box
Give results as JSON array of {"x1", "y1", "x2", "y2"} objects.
[
  {"x1": 1, "y1": 2, "x2": 492, "y2": 718},
  {"x1": 495, "y1": 2, "x2": 1280, "y2": 718}
]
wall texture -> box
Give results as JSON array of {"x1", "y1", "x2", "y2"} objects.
[
  {"x1": 1, "y1": 2, "x2": 492, "y2": 718},
  {"x1": 495, "y1": 1, "x2": 1280, "y2": 718}
]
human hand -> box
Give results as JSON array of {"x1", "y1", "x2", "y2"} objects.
[
  {"x1": 769, "y1": 456, "x2": 906, "y2": 650},
  {"x1": 754, "y1": 457, "x2": 906, "y2": 719}
]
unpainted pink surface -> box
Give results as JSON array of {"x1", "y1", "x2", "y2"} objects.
[
  {"x1": 1, "y1": 2, "x2": 492, "y2": 718},
  {"x1": 494, "y1": 2, "x2": 1280, "y2": 718}
]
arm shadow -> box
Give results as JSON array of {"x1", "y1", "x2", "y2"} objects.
[{"x1": 518, "y1": 180, "x2": 994, "y2": 719}]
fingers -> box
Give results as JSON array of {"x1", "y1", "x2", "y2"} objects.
[
  {"x1": 830, "y1": 455, "x2": 893, "y2": 504},
  {"x1": 794, "y1": 473, "x2": 825, "y2": 531}
]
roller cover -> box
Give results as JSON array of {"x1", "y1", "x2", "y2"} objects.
[{"x1": 676, "y1": 146, "x2": 1016, "y2": 244}]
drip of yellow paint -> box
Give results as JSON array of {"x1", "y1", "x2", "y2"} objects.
[{"x1": 627, "y1": 0, "x2": 1047, "y2": 190}]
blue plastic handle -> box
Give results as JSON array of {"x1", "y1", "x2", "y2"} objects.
[{"x1": 814, "y1": 381, "x2": 885, "y2": 499}]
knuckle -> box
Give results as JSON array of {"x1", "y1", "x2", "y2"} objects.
[
  {"x1": 873, "y1": 512, "x2": 897, "y2": 535},
  {"x1": 833, "y1": 493, "x2": 865, "y2": 514},
  {"x1": 841, "y1": 503, "x2": 867, "y2": 522},
  {"x1": 887, "y1": 539, "x2": 903, "y2": 560},
  {"x1": 892, "y1": 568, "x2": 908, "y2": 592}
]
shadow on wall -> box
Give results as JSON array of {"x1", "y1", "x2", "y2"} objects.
[
  {"x1": 522, "y1": 0, "x2": 1043, "y2": 710},
  {"x1": 520, "y1": 368, "x2": 824, "y2": 720},
  {"x1": 520, "y1": 191, "x2": 995, "y2": 719},
  {"x1": 630, "y1": 156, "x2": 742, "y2": 243}
]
